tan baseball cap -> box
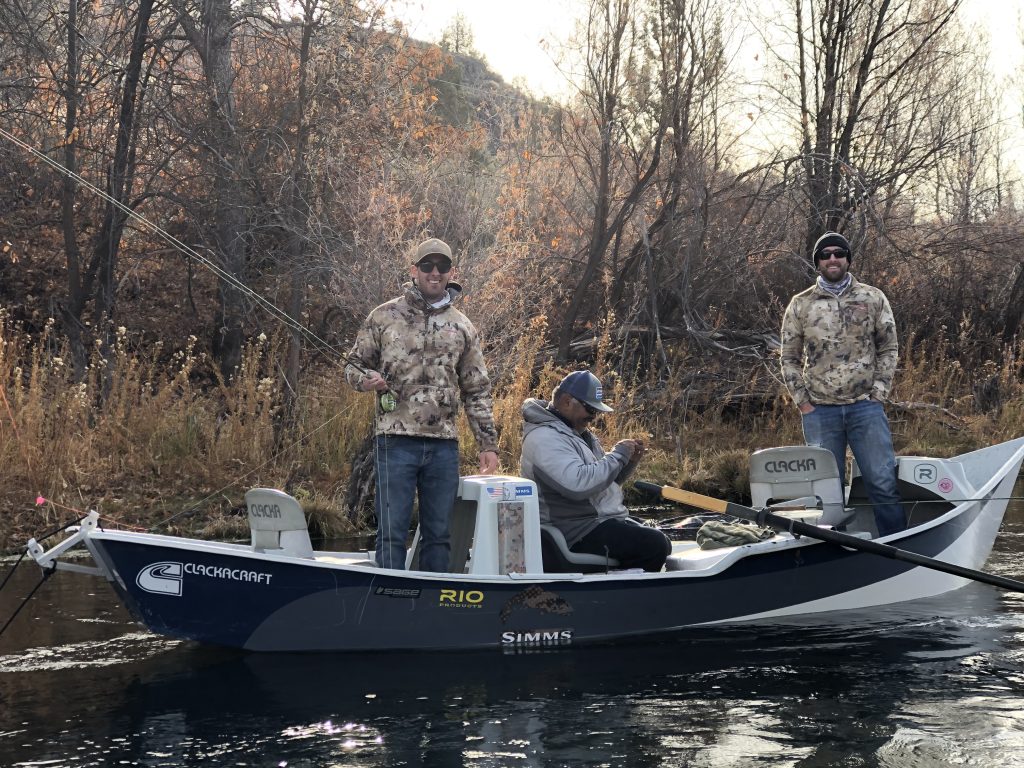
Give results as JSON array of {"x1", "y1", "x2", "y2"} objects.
[{"x1": 413, "y1": 238, "x2": 453, "y2": 264}]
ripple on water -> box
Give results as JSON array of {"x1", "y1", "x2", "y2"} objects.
[{"x1": 0, "y1": 632, "x2": 178, "y2": 673}]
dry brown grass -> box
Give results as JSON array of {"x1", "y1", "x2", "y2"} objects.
[{"x1": 3, "y1": 311, "x2": 1023, "y2": 552}]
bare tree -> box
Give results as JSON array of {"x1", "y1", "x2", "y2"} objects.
[
  {"x1": 0, "y1": 0, "x2": 161, "y2": 379},
  {"x1": 175, "y1": 0, "x2": 250, "y2": 379},
  {"x1": 761, "y1": 0, "x2": 966, "y2": 254},
  {"x1": 554, "y1": 0, "x2": 667, "y2": 361},
  {"x1": 439, "y1": 12, "x2": 481, "y2": 59},
  {"x1": 607, "y1": 0, "x2": 732, "y2": 372}
]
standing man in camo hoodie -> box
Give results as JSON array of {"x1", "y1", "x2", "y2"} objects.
[
  {"x1": 345, "y1": 238, "x2": 499, "y2": 571},
  {"x1": 781, "y1": 232, "x2": 905, "y2": 537}
]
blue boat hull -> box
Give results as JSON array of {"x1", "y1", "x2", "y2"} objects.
[
  {"x1": 87, "y1": 493, "x2": 985, "y2": 651},
  {"x1": 26, "y1": 435, "x2": 1019, "y2": 653}
]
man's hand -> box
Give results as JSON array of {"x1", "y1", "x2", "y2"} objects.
[
  {"x1": 478, "y1": 450, "x2": 499, "y2": 475},
  {"x1": 798, "y1": 402, "x2": 815, "y2": 415},
  {"x1": 614, "y1": 439, "x2": 645, "y2": 464},
  {"x1": 360, "y1": 371, "x2": 389, "y2": 392}
]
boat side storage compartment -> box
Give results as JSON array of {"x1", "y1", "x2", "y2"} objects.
[
  {"x1": 456, "y1": 476, "x2": 543, "y2": 575},
  {"x1": 895, "y1": 457, "x2": 974, "y2": 500},
  {"x1": 749, "y1": 446, "x2": 848, "y2": 526},
  {"x1": 245, "y1": 488, "x2": 314, "y2": 558}
]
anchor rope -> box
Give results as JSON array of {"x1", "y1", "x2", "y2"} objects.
[
  {"x1": 0, "y1": 551, "x2": 28, "y2": 594},
  {"x1": 0, "y1": 516, "x2": 82, "y2": 634},
  {"x1": 0, "y1": 568, "x2": 55, "y2": 640}
]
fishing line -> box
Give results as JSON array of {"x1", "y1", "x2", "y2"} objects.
[
  {"x1": 0, "y1": 125, "x2": 373, "y2": 373},
  {"x1": 0, "y1": 125, "x2": 394, "y2": 532},
  {"x1": 0, "y1": 126, "x2": 387, "y2": 389},
  {"x1": 375, "y1": 423, "x2": 391, "y2": 567},
  {"x1": 145, "y1": 397, "x2": 365, "y2": 532}
]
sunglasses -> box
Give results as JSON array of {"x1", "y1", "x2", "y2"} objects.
[
  {"x1": 416, "y1": 260, "x2": 452, "y2": 274},
  {"x1": 574, "y1": 396, "x2": 599, "y2": 415},
  {"x1": 817, "y1": 249, "x2": 849, "y2": 261}
]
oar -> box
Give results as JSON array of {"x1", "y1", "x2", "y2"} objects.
[{"x1": 634, "y1": 480, "x2": 1024, "y2": 595}]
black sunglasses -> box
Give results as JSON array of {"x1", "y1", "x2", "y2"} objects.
[
  {"x1": 416, "y1": 260, "x2": 452, "y2": 274},
  {"x1": 817, "y1": 249, "x2": 849, "y2": 261},
  {"x1": 574, "y1": 396, "x2": 599, "y2": 415}
]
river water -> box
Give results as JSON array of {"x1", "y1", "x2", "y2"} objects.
[{"x1": 2, "y1": 481, "x2": 1024, "y2": 767}]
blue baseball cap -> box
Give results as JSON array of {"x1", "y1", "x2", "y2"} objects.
[{"x1": 556, "y1": 370, "x2": 613, "y2": 413}]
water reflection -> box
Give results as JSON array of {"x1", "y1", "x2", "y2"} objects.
[{"x1": 1, "y1": 481, "x2": 1023, "y2": 766}]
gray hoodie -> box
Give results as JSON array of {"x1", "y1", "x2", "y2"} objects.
[{"x1": 519, "y1": 398, "x2": 636, "y2": 546}]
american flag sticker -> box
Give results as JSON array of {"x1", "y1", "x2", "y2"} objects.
[{"x1": 486, "y1": 486, "x2": 504, "y2": 499}]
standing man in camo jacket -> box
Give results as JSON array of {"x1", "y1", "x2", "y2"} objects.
[
  {"x1": 345, "y1": 238, "x2": 499, "y2": 571},
  {"x1": 781, "y1": 232, "x2": 905, "y2": 537}
]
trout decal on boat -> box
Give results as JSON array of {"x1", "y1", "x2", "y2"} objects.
[{"x1": 499, "y1": 585, "x2": 573, "y2": 623}]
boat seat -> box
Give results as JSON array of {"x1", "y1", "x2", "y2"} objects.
[
  {"x1": 749, "y1": 446, "x2": 853, "y2": 528},
  {"x1": 245, "y1": 488, "x2": 314, "y2": 558},
  {"x1": 540, "y1": 524, "x2": 620, "y2": 573}
]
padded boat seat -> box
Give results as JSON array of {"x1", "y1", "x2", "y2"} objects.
[
  {"x1": 749, "y1": 446, "x2": 853, "y2": 528},
  {"x1": 245, "y1": 488, "x2": 314, "y2": 558},
  {"x1": 540, "y1": 524, "x2": 620, "y2": 573}
]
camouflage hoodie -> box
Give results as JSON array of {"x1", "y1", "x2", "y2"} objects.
[
  {"x1": 780, "y1": 275, "x2": 898, "y2": 407},
  {"x1": 345, "y1": 282, "x2": 498, "y2": 451}
]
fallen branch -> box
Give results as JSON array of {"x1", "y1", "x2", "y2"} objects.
[{"x1": 888, "y1": 400, "x2": 964, "y2": 430}]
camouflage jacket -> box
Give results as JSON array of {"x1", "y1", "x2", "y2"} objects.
[
  {"x1": 344, "y1": 283, "x2": 498, "y2": 451},
  {"x1": 780, "y1": 275, "x2": 898, "y2": 407}
]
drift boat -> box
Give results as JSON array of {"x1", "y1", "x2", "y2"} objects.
[{"x1": 25, "y1": 437, "x2": 1024, "y2": 652}]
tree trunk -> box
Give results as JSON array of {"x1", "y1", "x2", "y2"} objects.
[
  {"x1": 61, "y1": 0, "x2": 86, "y2": 377},
  {"x1": 179, "y1": 0, "x2": 249, "y2": 379},
  {"x1": 279, "y1": 3, "x2": 317, "y2": 441},
  {"x1": 1002, "y1": 262, "x2": 1024, "y2": 343},
  {"x1": 93, "y1": 0, "x2": 155, "y2": 398}
]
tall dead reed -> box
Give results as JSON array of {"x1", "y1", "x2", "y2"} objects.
[{"x1": 3, "y1": 309, "x2": 1023, "y2": 551}]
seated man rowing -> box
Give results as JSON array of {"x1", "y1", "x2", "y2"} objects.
[{"x1": 519, "y1": 370, "x2": 671, "y2": 572}]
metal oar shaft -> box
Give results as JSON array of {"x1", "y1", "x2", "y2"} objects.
[{"x1": 637, "y1": 482, "x2": 1024, "y2": 595}]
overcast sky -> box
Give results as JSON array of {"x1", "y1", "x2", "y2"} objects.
[
  {"x1": 389, "y1": 0, "x2": 584, "y2": 98},
  {"x1": 389, "y1": 0, "x2": 1022, "y2": 101}
]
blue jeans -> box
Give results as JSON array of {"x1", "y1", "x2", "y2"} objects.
[
  {"x1": 374, "y1": 435, "x2": 459, "y2": 571},
  {"x1": 801, "y1": 400, "x2": 905, "y2": 536}
]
